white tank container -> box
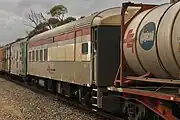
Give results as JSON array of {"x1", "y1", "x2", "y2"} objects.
[
  {"x1": 158, "y1": 1, "x2": 180, "y2": 79},
  {"x1": 136, "y1": 3, "x2": 173, "y2": 78},
  {"x1": 123, "y1": 9, "x2": 151, "y2": 75},
  {"x1": 124, "y1": 2, "x2": 180, "y2": 79},
  {"x1": 124, "y1": 3, "x2": 176, "y2": 78}
]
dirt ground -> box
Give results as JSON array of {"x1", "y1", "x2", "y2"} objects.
[
  {"x1": 0, "y1": 96, "x2": 25, "y2": 120},
  {"x1": 0, "y1": 78, "x2": 101, "y2": 120}
]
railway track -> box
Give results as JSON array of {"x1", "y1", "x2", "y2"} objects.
[{"x1": 0, "y1": 74, "x2": 124, "y2": 120}]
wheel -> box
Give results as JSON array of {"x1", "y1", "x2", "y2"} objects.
[{"x1": 123, "y1": 101, "x2": 146, "y2": 120}]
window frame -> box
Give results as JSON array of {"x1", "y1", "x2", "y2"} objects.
[
  {"x1": 36, "y1": 50, "x2": 39, "y2": 61},
  {"x1": 32, "y1": 51, "x2": 35, "y2": 62},
  {"x1": 29, "y1": 51, "x2": 32, "y2": 62}
]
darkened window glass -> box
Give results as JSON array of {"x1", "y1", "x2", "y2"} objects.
[
  {"x1": 32, "y1": 51, "x2": 35, "y2": 61},
  {"x1": 36, "y1": 50, "x2": 39, "y2": 61},
  {"x1": 29, "y1": 51, "x2": 31, "y2": 61},
  {"x1": 16, "y1": 51, "x2": 18, "y2": 60},
  {"x1": 44, "y1": 49, "x2": 48, "y2": 61},
  {"x1": 40, "y1": 49, "x2": 43, "y2": 61},
  {"x1": 82, "y1": 43, "x2": 88, "y2": 54}
]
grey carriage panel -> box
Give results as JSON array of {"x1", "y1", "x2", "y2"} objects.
[
  {"x1": 28, "y1": 61, "x2": 91, "y2": 86},
  {"x1": 27, "y1": 61, "x2": 52, "y2": 78},
  {"x1": 51, "y1": 61, "x2": 91, "y2": 86}
]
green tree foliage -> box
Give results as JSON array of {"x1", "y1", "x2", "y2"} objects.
[
  {"x1": 48, "y1": 5, "x2": 68, "y2": 21},
  {"x1": 79, "y1": 16, "x2": 85, "y2": 19},
  {"x1": 48, "y1": 5, "x2": 76, "y2": 26},
  {"x1": 27, "y1": 25, "x2": 49, "y2": 39},
  {"x1": 25, "y1": 4, "x2": 77, "y2": 38},
  {"x1": 48, "y1": 18, "x2": 59, "y2": 28},
  {"x1": 57, "y1": 16, "x2": 76, "y2": 26},
  {"x1": 64, "y1": 17, "x2": 76, "y2": 23}
]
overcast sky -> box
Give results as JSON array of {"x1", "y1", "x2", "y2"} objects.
[{"x1": 0, "y1": 0, "x2": 169, "y2": 45}]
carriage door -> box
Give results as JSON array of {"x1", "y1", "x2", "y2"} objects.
[
  {"x1": 21, "y1": 41, "x2": 27, "y2": 76},
  {"x1": 8, "y1": 46, "x2": 11, "y2": 72},
  {"x1": 92, "y1": 27, "x2": 98, "y2": 84}
]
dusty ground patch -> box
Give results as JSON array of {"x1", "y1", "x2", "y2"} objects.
[{"x1": 0, "y1": 78, "x2": 101, "y2": 120}]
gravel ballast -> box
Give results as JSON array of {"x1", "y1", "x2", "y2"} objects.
[{"x1": 0, "y1": 78, "x2": 102, "y2": 120}]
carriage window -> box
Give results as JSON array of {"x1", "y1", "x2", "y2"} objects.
[
  {"x1": 16, "y1": 62, "x2": 18, "y2": 68},
  {"x1": 32, "y1": 51, "x2": 35, "y2": 61},
  {"x1": 36, "y1": 50, "x2": 39, "y2": 61},
  {"x1": 29, "y1": 52, "x2": 31, "y2": 61},
  {"x1": 40, "y1": 49, "x2": 43, "y2": 61},
  {"x1": 44, "y1": 49, "x2": 48, "y2": 61},
  {"x1": 82, "y1": 43, "x2": 88, "y2": 54}
]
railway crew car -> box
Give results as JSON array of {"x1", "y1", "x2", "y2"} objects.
[
  {"x1": 10, "y1": 38, "x2": 27, "y2": 77},
  {"x1": 26, "y1": 7, "x2": 129, "y2": 101}
]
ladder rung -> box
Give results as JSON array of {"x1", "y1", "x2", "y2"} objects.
[
  {"x1": 92, "y1": 96, "x2": 97, "y2": 99},
  {"x1": 92, "y1": 89, "x2": 97, "y2": 91},
  {"x1": 92, "y1": 104, "x2": 98, "y2": 107}
]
